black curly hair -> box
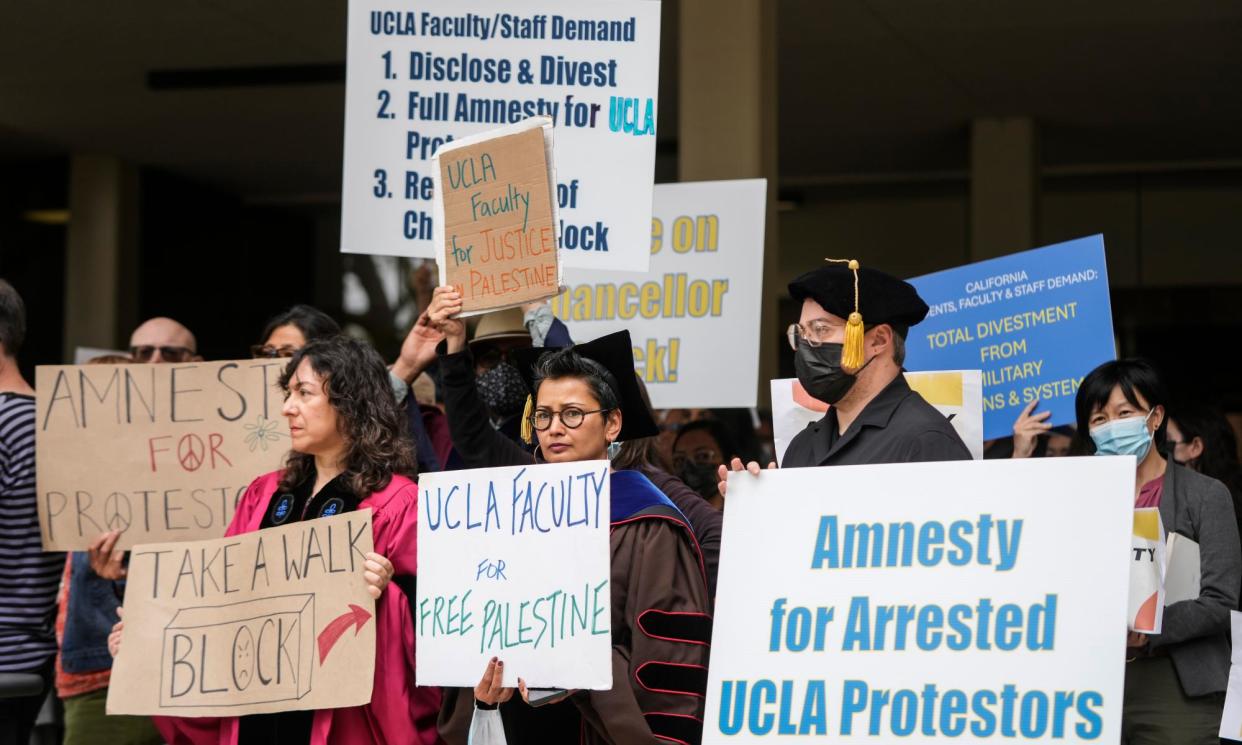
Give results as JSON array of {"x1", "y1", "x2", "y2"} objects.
[{"x1": 277, "y1": 335, "x2": 417, "y2": 497}]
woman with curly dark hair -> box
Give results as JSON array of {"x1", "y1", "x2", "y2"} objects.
[{"x1": 129, "y1": 335, "x2": 442, "y2": 745}]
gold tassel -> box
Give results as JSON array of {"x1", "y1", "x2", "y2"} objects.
[
  {"x1": 520, "y1": 394, "x2": 534, "y2": 444},
  {"x1": 843, "y1": 311, "x2": 865, "y2": 369},
  {"x1": 826, "y1": 258, "x2": 865, "y2": 369}
]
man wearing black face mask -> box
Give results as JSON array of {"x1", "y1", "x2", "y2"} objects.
[{"x1": 721, "y1": 259, "x2": 969, "y2": 491}]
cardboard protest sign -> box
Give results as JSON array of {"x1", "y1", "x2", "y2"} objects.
[
  {"x1": 904, "y1": 235, "x2": 1116, "y2": 439},
  {"x1": 341, "y1": 0, "x2": 661, "y2": 273},
  {"x1": 770, "y1": 371, "x2": 984, "y2": 463},
  {"x1": 415, "y1": 461, "x2": 612, "y2": 689},
  {"x1": 705, "y1": 457, "x2": 1133, "y2": 742},
  {"x1": 107, "y1": 510, "x2": 376, "y2": 716},
  {"x1": 552, "y1": 179, "x2": 767, "y2": 407},
  {"x1": 36, "y1": 360, "x2": 289, "y2": 550},
  {"x1": 1128, "y1": 508, "x2": 1166, "y2": 634},
  {"x1": 433, "y1": 117, "x2": 561, "y2": 316},
  {"x1": 1219, "y1": 612, "x2": 1242, "y2": 741}
]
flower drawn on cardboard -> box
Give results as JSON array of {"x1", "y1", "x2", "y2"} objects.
[{"x1": 244, "y1": 416, "x2": 288, "y2": 453}]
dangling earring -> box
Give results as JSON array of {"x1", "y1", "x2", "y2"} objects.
[
  {"x1": 532, "y1": 444, "x2": 545, "y2": 463},
  {"x1": 607, "y1": 440, "x2": 622, "y2": 460}
]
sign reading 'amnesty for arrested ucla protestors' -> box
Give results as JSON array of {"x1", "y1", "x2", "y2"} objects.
[
  {"x1": 341, "y1": 0, "x2": 661, "y2": 273},
  {"x1": 903, "y1": 235, "x2": 1115, "y2": 439},
  {"x1": 434, "y1": 117, "x2": 561, "y2": 316},
  {"x1": 415, "y1": 461, "x2": 612, "y2": 689},
  {"x1": 107, "y1": 510, "x2": 376, "y2": 717},
  {"x1": 705, "y1": 457, "x2": 1133, "y2": 743},
  {"x1": 551, "y1": 180, "x2": 767, "y2": 408},
  {"x1": 36, "y1": 360, "x2": 289, "y2": 550}
]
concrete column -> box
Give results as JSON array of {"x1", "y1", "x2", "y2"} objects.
[
  {"x1": 970, "y1": 117, "x2": 1040, "y2": 260},
  {"x1": 679, "y1": 0, "x2": 779, "y2": 405},
  {"x1": 64, "y1": 155, "x2": 139, "y2": 360}
]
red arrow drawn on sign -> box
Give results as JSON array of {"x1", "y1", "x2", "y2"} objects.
[{"x1": 317, "y1": 604, "x2": 372, "y2": 664}]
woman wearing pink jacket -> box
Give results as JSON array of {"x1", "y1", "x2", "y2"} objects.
[{"x1": 110, "y1": 335, "x2": 442, "y2": 745}]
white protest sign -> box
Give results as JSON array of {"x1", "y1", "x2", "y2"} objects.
[
  {"x1": 73, "y1": 346, "x2": 127, "y2": 364},
  {"x1": 1165, "y1": 532, "x2": 1201, "y2": 604},
  {"x1": 551, "y1": 180, "x2": 767, "y2": 408},
  {"x1": 1220, "y1": 611, "x2": 1242, "y2": 740},
  {"x1": 342, "y1": 0, "x2": 661, "y2": 272},
  {"x1": 705, "y1": 457, "x2": 1133, "y2": 743},
  {"x1": 415, "y1": 461, "x2": 613, "y2": 689},
  {"x1": 770, "y1": 371, "x2": 984, "y2": 463},
  {"x1": 108, "y1": 510, "x2": 376, "y2": 717},
  {"x1": 1128, "y1": 508, "x2": 1165, "y2": 634}
]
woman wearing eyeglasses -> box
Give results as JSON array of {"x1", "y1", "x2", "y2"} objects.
[
  {"x1": 426, "y1": 286, "x2": 712, "y2": 745},
  {"x1": 249, "y1": 304, "x2": 443, "y2": 475},
  {"x1": 1075, "y1": 359, "x2": 1240, "y2": 744},
  {"x1": 113, "y1": 336, "x2": 443, "y2": 745},
  {"x1": 250, "y1": 304, "x2": 342, "y2": 359}
]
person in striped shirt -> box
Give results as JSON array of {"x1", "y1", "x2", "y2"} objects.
[{"x1": 0, "y1": 279, "x2": 62, "y2": 743}]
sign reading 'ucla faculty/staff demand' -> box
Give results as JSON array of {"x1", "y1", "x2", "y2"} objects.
[
  {"x1": 903, "y1": 236, "x2": 1115, "y2": 439},
  {"x1": 341, "y1": 0, "x2": 661, "y2": 273}
]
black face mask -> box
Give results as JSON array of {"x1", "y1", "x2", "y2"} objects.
[
  {"x1": 794, "y1": 340, "x2": 872, "y2": 405},
  {"x1": 677, "y1": 460, "x2": 719, "y2": 500}
]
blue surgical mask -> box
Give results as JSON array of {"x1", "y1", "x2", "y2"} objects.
[{"x1": 1089, "y1": 410, "x2": 1155, "y2": 460}]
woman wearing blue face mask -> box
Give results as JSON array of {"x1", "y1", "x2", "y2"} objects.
[{"x1": 1075, "y1": 359, "x2": 1240, "y2": 744}]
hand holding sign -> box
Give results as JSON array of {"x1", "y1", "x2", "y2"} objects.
[
  {"x1": 474, "y1": 658, "x2": 515, "y2": 707},
  {"x1": 88, "y1": 530, "x2": 128, "y2": 580},
  {"x1": 362, "y1": 552, "x2": 393, "y2": 599},
  {"x1": 716, "y1": 457, "x2": 777, "y2": 500},
  {"x1": 427, "y1": 286, "x2": 467, "y2": 353},
  {"x1": 1012, "y1": 399, "x2": 1054, "y2": 458},
  {"x1": 108, "y1": 606, "x2": 124, "y2": 658},
  {"x1": 393, "y1": 308, "x2": 446, "y2": 385}
]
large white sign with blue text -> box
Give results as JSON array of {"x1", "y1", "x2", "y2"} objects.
[
  {"x1": 705, "y1": 457, "x2": 1133, "y2": 743},
  {"x1": 342, "y1": 0, "x2": 661, "y2": 272}
]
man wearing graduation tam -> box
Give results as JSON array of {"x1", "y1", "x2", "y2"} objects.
[
  {"x1": 779, "y1": 258, "x2": 970, "y2": 468},
  {"x1": 426, "y1": 287, "x2": 712, "y2": 745}
]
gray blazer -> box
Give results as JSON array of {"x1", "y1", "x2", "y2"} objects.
[{"x1": 1150, "y1": 462, "x2": 1241, "y2": 696}]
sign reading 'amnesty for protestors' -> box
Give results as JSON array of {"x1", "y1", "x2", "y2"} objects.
[{"x1": 36, "y1": 360, "x2": 289, "y2": 550}]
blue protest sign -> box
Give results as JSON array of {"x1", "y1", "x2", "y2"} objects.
[{"x1": 904, "y1": 235, "x2": 1115, "y2": 440}]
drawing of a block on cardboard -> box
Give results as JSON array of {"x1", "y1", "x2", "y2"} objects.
[{"x1": 160, "y1": 594, "x2": 315, "y2": 710}]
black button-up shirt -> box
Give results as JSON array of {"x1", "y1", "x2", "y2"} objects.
[{"x1": 781, "y1": 374, "x2": 972, "y2": 468}]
